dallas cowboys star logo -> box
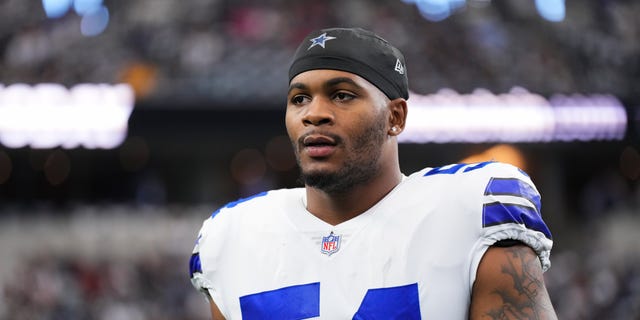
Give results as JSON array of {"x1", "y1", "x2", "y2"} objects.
[{"x1": 308, "y1": 32, "x2": 337, "y2": 50}]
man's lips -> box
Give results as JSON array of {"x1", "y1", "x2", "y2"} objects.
[
  {"x1": 300, "y1": 134, "x2": 339, "y2": 158},
  {"x1": 303, "y1": 135, "x2": 336, "y2": 146}
]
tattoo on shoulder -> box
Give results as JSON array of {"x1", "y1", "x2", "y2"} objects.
[{"x1": 485, "y1": 246, "x2": 555, "y2": 320}]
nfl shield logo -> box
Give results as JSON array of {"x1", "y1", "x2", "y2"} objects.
[{"x1": 321, "y1": 231, "x2": 341, "y2": 256}]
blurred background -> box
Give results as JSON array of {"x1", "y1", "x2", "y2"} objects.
[{"x1": 1, "y1": 0, "x2": 639, "y2": 319}]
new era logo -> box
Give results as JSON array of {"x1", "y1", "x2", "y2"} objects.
[{"x1": 394, "y1": 59, "x2": 405, "y2": 75}]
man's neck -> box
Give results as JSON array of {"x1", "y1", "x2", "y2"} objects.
[{"x1": 305, "y1": 168, "x2": 403, "y2": 226}]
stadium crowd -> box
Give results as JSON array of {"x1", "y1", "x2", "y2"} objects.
[{"x1": 1, "y1": 0, "x2": 638, "y2": 106}]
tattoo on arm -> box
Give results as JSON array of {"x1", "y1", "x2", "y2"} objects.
[{"x1": 484, "y1": 246, "x2": 556, "y2": 320}]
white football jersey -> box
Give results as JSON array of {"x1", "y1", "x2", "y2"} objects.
[{"x1": 190, "y1": 161, "x2": 553, "y2": 319}]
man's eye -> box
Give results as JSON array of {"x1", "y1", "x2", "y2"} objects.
[
  {"x1": 291, "y1": 95, "x2": 307, "y2": 104},
  {"x1": 334, "y1": 92, "x2": 354, "y2": 101}
]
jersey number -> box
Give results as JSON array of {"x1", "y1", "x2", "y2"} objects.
[
  {"x1": 239, "y1": 282, "x2": 421, "y2": 319},
  {"x1": 423, "y1": 161, "x2": 493, "y2": 176}
]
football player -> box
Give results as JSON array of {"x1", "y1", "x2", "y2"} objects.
[{"x1": 190, "y1": 27, "x2": 557, "y2": 319}]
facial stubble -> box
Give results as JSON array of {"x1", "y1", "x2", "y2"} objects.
[{"x1": 294, "y1": 112, "x2": 388, "y2": 195}]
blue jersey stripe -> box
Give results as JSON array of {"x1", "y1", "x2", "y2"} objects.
[
  {"x1": 484, "y1": 178, "x2": 541, "y2": 213},
  {"x1": 239, "y1": 282, "x2": 320, "y2": 319},
  {"x1": 353, "y1": 283, "x2": 421, "y2": 320},
  {"x1": 483, "y1": 202, "x2": 552, "y2": 239},
  {"x1": 189, "y1": 253, "x2": 202, "y2": 278}
]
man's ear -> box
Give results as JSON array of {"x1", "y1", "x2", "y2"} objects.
[{"x1": 387, "y1": 98, "x2": 408, "y2": 136}]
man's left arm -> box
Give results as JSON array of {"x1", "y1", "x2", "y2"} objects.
[{"x1": 469, "y1": 244, "x2": 558, "y2": 320}]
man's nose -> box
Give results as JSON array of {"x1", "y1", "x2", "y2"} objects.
[{"x1": 302, "y1": 98, "x2": 334, "y2": 126}]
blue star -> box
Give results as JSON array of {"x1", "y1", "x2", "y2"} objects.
[{"x1": 308, "y1": 32, "x2": 337, "y2": 50}]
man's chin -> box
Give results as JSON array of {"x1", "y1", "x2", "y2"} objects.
[
  {"x1": 299, "y1": 158, "x2": 379, "y2": 194},
  {"x1": 299, "y1": 163, "x2": 336, "y2": 180},
  {"x1": 301, "y1": 169, "x2": 332, "y2": 185},
  {"x1": 301, "y1": 170, "x2": 339, "y2": 191}
]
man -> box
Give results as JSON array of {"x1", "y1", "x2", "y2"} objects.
[{"x1": 190, "y1": 27, "x2": 557, "y2": 319}]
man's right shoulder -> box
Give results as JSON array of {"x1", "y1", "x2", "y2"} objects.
[
  {"x1": 193, "y1": 188, "x2": 303, "y2": 257},
  {"x1": 207, "y1": 188, "x2": 304, "y2": 223}
]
